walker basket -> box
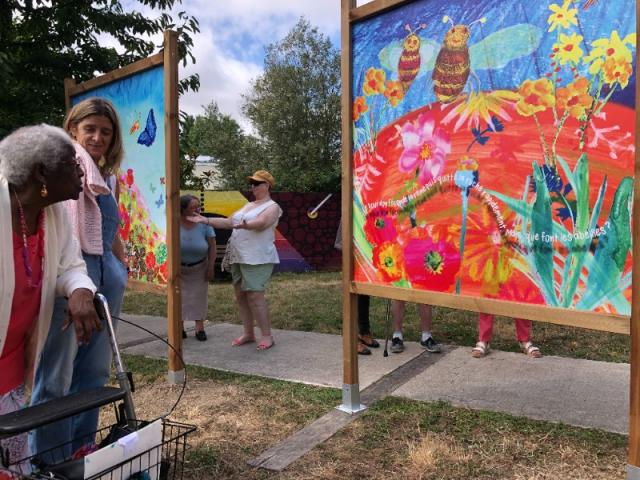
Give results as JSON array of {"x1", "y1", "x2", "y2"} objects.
[{"x1": 4, "y1": 419, "x2": 195, "y2": 480}]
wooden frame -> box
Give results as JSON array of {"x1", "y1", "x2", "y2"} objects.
[
  {"x1": 64, "y1": 31, "x2": 183, "y2": 377},
  {"x1": 342, "y1": 0, "x2": 639, "y2": 475}
]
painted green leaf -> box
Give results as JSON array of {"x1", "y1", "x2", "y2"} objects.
[
  {"x1": 531, "y1": 163, "x2": 558, "y2": 306},
  {"x1": 577, "y1": 177, "x2": 633, "y2": 311},
  {"x1": 561, "y1": 154, "x2": 589, "y2": 307}
]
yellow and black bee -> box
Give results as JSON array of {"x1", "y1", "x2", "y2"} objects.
[
  {"x1": 379, "y1": 16, "x2": 542, "y2": 104},
  {"x1": 397, "y1": 23, "x2": 427, "y2": 92}
]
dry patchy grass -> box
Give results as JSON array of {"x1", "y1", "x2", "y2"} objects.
[{"x1": 107, "y1": 358, "x2": 626, "y2": 480}]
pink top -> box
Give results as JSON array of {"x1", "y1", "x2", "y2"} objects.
[
  {"x1": 0, "y1": 222, "x2": 44, "y2": 394},
  {"x1": 64, "y1": 143, "x2": 110, "y2": 255}
]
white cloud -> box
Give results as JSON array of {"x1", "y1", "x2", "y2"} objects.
[{"x1": 106, "y1": 1, "x2": 375, "y2": 131}]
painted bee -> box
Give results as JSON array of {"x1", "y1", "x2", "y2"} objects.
[
  {"x1": 432, "y1": 16, "x2": 486, "y2": 103},
  {"x1": 397, "y1": 23, "x2": 427, "y2": 93},
  {"x1": 379, "y1": 16, "x2": 542, "y2": 104}
]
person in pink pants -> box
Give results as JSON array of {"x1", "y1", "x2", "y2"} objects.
[{"x1": 471, "y1": 313, "x2": 542, "y2": 358}]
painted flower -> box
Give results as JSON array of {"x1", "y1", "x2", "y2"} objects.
[
  {"x1": 602, "y1": 56, "x2": 633, "y2": 88},
  {"x1": 396, "y1": 112, "x2": 451, "y2": 185},
  {"x1": 119, "y1": 204, "x2": 131, "y2": 241},
  {"x1": 145, "y1": 251, "x2": 156, "y2": 270},
  {"x1": 384, "y1": 80, "x2": 404, "y2": 107},
  {"x1": 364, "y1": 210, "x2": 398, "y2": 246},
  {"x1": 155, "y1": 243, "x2": 168, "y2": 264},
  {"x1": 454, "y1": 156, "x2": 478, "y2": 189},
  {"x1": 553, "y1": 32, "x2": 584, "y2": 65},
  {"x1": 403, "y1": 237, "x2": 460, "y2": 291},
  {"x1": 584, "y1": 30, "x2": 636, "y2": 75},
  {"x1": 547, "y1": 0, "x2": 578, "y2": 32},
  {"x1": 372, "y1": 241, "x2": 405, "y2": 282},
  {"x1": 431, "y1": 207, "x2": 517, "y2": 297},
  {"x1": 556, "y1": 76, "x2": 592, "y2": 119},
  {"x1": 363, "y1": 67, "x2": 386, "y2": 96},
  {"x1": 353, "y1": 96, "x2": 368, "y2": 121},
  {"x1": 516, "y1": 78, "x2": 555, "y2": 117},
  {"x1": 442, "y1": 90, "x2": 519, "y2": 132}
]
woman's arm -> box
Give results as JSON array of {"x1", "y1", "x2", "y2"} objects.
[
  {"x1": 236, "y1": 205, "x2": 280, "y2": 231},
  {"x1": 206, "y1": 235, "x2": 216, "y2": 280},
  {"x1": 187, "y1": 213, "x2": 235, "y2": 229}
]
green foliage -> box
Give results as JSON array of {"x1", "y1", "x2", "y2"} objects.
[
  {"x1": 178, "y1": 112, "x2": 203, "y2": 189},
  {"x1": 242, "y1": 17, "x2": 341, "y2": 192},
  {"x1": 0, "y1": 0, "x2": 200, "y2": 136},
  {"x1": 185, "y1": 102, "x2": 263, "y2": 190}
]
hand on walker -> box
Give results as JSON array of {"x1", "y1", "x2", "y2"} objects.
[{"x1": 64, "y1": 288, "x2": 102, "y2": 344}]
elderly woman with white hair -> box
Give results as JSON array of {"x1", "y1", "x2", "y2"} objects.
[{"x1": 0, "y1": 124, "x2": 99, "y2": 475}]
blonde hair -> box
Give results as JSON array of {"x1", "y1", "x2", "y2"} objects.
[{"x1": 64, "y1": 97, "x2": 123, "y2": 176}]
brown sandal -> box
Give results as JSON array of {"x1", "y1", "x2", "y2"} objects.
[{"x1": 359, "y1": 334, "x2": 380, "y2": 348}]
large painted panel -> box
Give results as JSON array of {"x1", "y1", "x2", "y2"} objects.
[
  {"x1": 72, "y1": 66, "x2": 168, "y2": 285},
  {"x1": 352, "y1": 0, "x2": 635, "y2": 315}
]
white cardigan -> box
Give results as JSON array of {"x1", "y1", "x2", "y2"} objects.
[{"x1": 0, "y1": 174, "x2": 96, "y2": 381}]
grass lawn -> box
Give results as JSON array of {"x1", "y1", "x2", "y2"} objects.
[
  {"x1": 123, "y1": 271, "x2": 630, "y2": 363},
  {"x1": 118, "y1": 355, "x2": 627, "y2": 480},
  {"x1": 119, "y1": 271, "x2": 630, "y2": 479}
]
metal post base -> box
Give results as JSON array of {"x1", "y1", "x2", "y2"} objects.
[
  {"x1": 336, "y1": 383, "x2": 367, "y2": 414},
  {"x1": 167, "y1": 369, "x2": 185, "y2": 385},
  {"x1": 628, "y1": 465, "x2": 640, "y2": 479}
]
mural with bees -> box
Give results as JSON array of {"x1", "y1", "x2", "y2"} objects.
[{"x1": 351, "y1": 0, "x2": 635, "y2": 315}]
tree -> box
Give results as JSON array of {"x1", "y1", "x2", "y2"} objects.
[
  {"x1": 0, "y1": 0, "x2": 200, "y2": 137},
  {"x1": 182, "y1": 102, "x2": 263, "y2": 190},
  {"x1": 242, "y1": 17, "x2": 341, "y2": 192}
]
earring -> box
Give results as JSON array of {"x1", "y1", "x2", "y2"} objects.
[
  {"x1": 98, "y1": 156, "x2": 106, "y2": 168},
  {"x1": 40, "y1": 183, "x2": 48, "y2": 198}
]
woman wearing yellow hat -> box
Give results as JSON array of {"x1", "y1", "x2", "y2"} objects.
[{"x1": 188, "y1": 170, "x2": 281, "y2": 350}]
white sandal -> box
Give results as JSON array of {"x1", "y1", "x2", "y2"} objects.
[
  {"x1": 471, "y1": 341, "x2": 489, "y2": 358},
  {"x1": 520, "y1": 341, "x2": 542, "y2": 358}
]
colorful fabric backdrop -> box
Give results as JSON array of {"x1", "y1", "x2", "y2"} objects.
[
  {"x1": 351, "y1": 0, "x2": 635, "y2": 315},
  {"x1": 72, "y1": 66, "x2": 168, "y2": 285}
]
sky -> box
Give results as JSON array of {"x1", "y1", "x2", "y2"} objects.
[{"x1": 115, "y1": 1, "x2": 370, "y2": 132}]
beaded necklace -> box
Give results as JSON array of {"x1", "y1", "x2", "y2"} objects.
[{"x1": 12, "y1": 187, "x2": 44, "y2": 288}]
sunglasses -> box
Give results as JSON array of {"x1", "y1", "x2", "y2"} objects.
[{"x1": 249, "y1": 180, "x2": 266, "y2": 186}]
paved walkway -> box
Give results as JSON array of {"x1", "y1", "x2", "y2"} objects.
[{"x1": 119, "y1": 314, "x2": 630, "y2": 435}]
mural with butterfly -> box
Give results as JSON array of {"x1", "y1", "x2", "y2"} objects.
[
  {"x1": 351, "y1": 0, "x2": 635, "y2": 315},
  {"x1": 71, "y1": 65, "x2": 169, "y2": 285}
]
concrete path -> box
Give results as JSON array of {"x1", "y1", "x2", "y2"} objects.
[{"x1": 118, "y1": 314, "x2": 630, "y2": 434}]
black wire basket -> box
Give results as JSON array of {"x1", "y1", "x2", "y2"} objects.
[{"x1": 5, "y1": 419, "x2": 195, "y2": 480}]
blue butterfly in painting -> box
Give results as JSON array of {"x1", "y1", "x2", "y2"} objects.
[
  {"x1": 155, "y1": 192, "x2": 164, "y2": 208},
  {"x1": 137, "y1": 109, "x2": 157, "y2": 147}
]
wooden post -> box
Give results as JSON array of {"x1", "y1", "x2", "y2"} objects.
[
  {"x1": 163, "y1": 30, "x2": 183, "y2": 384},
  {"x1": 627, "y1": 6, "x2": 640, "y2": 476},
  {"x1": 63, "y1": 78, "x2": 76, "y2": 112},
  {"x1": 337, "y1": 0, "x2": 365, "y2": 414}
]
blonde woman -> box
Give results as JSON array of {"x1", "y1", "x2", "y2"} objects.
[
  {"x1": 31, "y1": 98, "x2": 129, "y2": 460},
  {"x1": 188, "y1": 170, "x2": 281, "y2": 350}
]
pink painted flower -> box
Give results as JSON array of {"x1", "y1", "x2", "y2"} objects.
[
  {"x1": 397, "y1": 112, "x2": 451, "y2": 184},
  {"x1": 403, "y1": 237, "x2": 460, "y2": 291},
  {"x1": 364, "y1": 209, "x2": 397, "y2": 245}
]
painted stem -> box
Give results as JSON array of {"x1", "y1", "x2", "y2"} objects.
[
  {"x1": 551, "y1": 110, "x2": 570, "y2": 165},
  {"x1": 456, "y1": 188, "x2": 469, "y2": 295},
  {"x1": 532, "y1": 113, "x2": 553, "y2": 167}
]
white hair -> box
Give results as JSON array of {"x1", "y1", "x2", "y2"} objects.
[{"x1": 0, "y1": 124, "x2": 75, "y2": 187}]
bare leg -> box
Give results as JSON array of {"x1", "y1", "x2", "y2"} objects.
[
  {"x1": 246, "y1": 291, "x2": 273, "y2": 349},
  {"x1": 232, "y1": 283, "x2": 255, "y2": 345},
  {"x1": 418, "y1": 304, "x2": 433, "y2": 331},
  {"x1": 391, "y1": 300, "x2": 405, "y2": 332},
  {"x1": 195, "y1": 320, "x2": 205, "y2": 332}
]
